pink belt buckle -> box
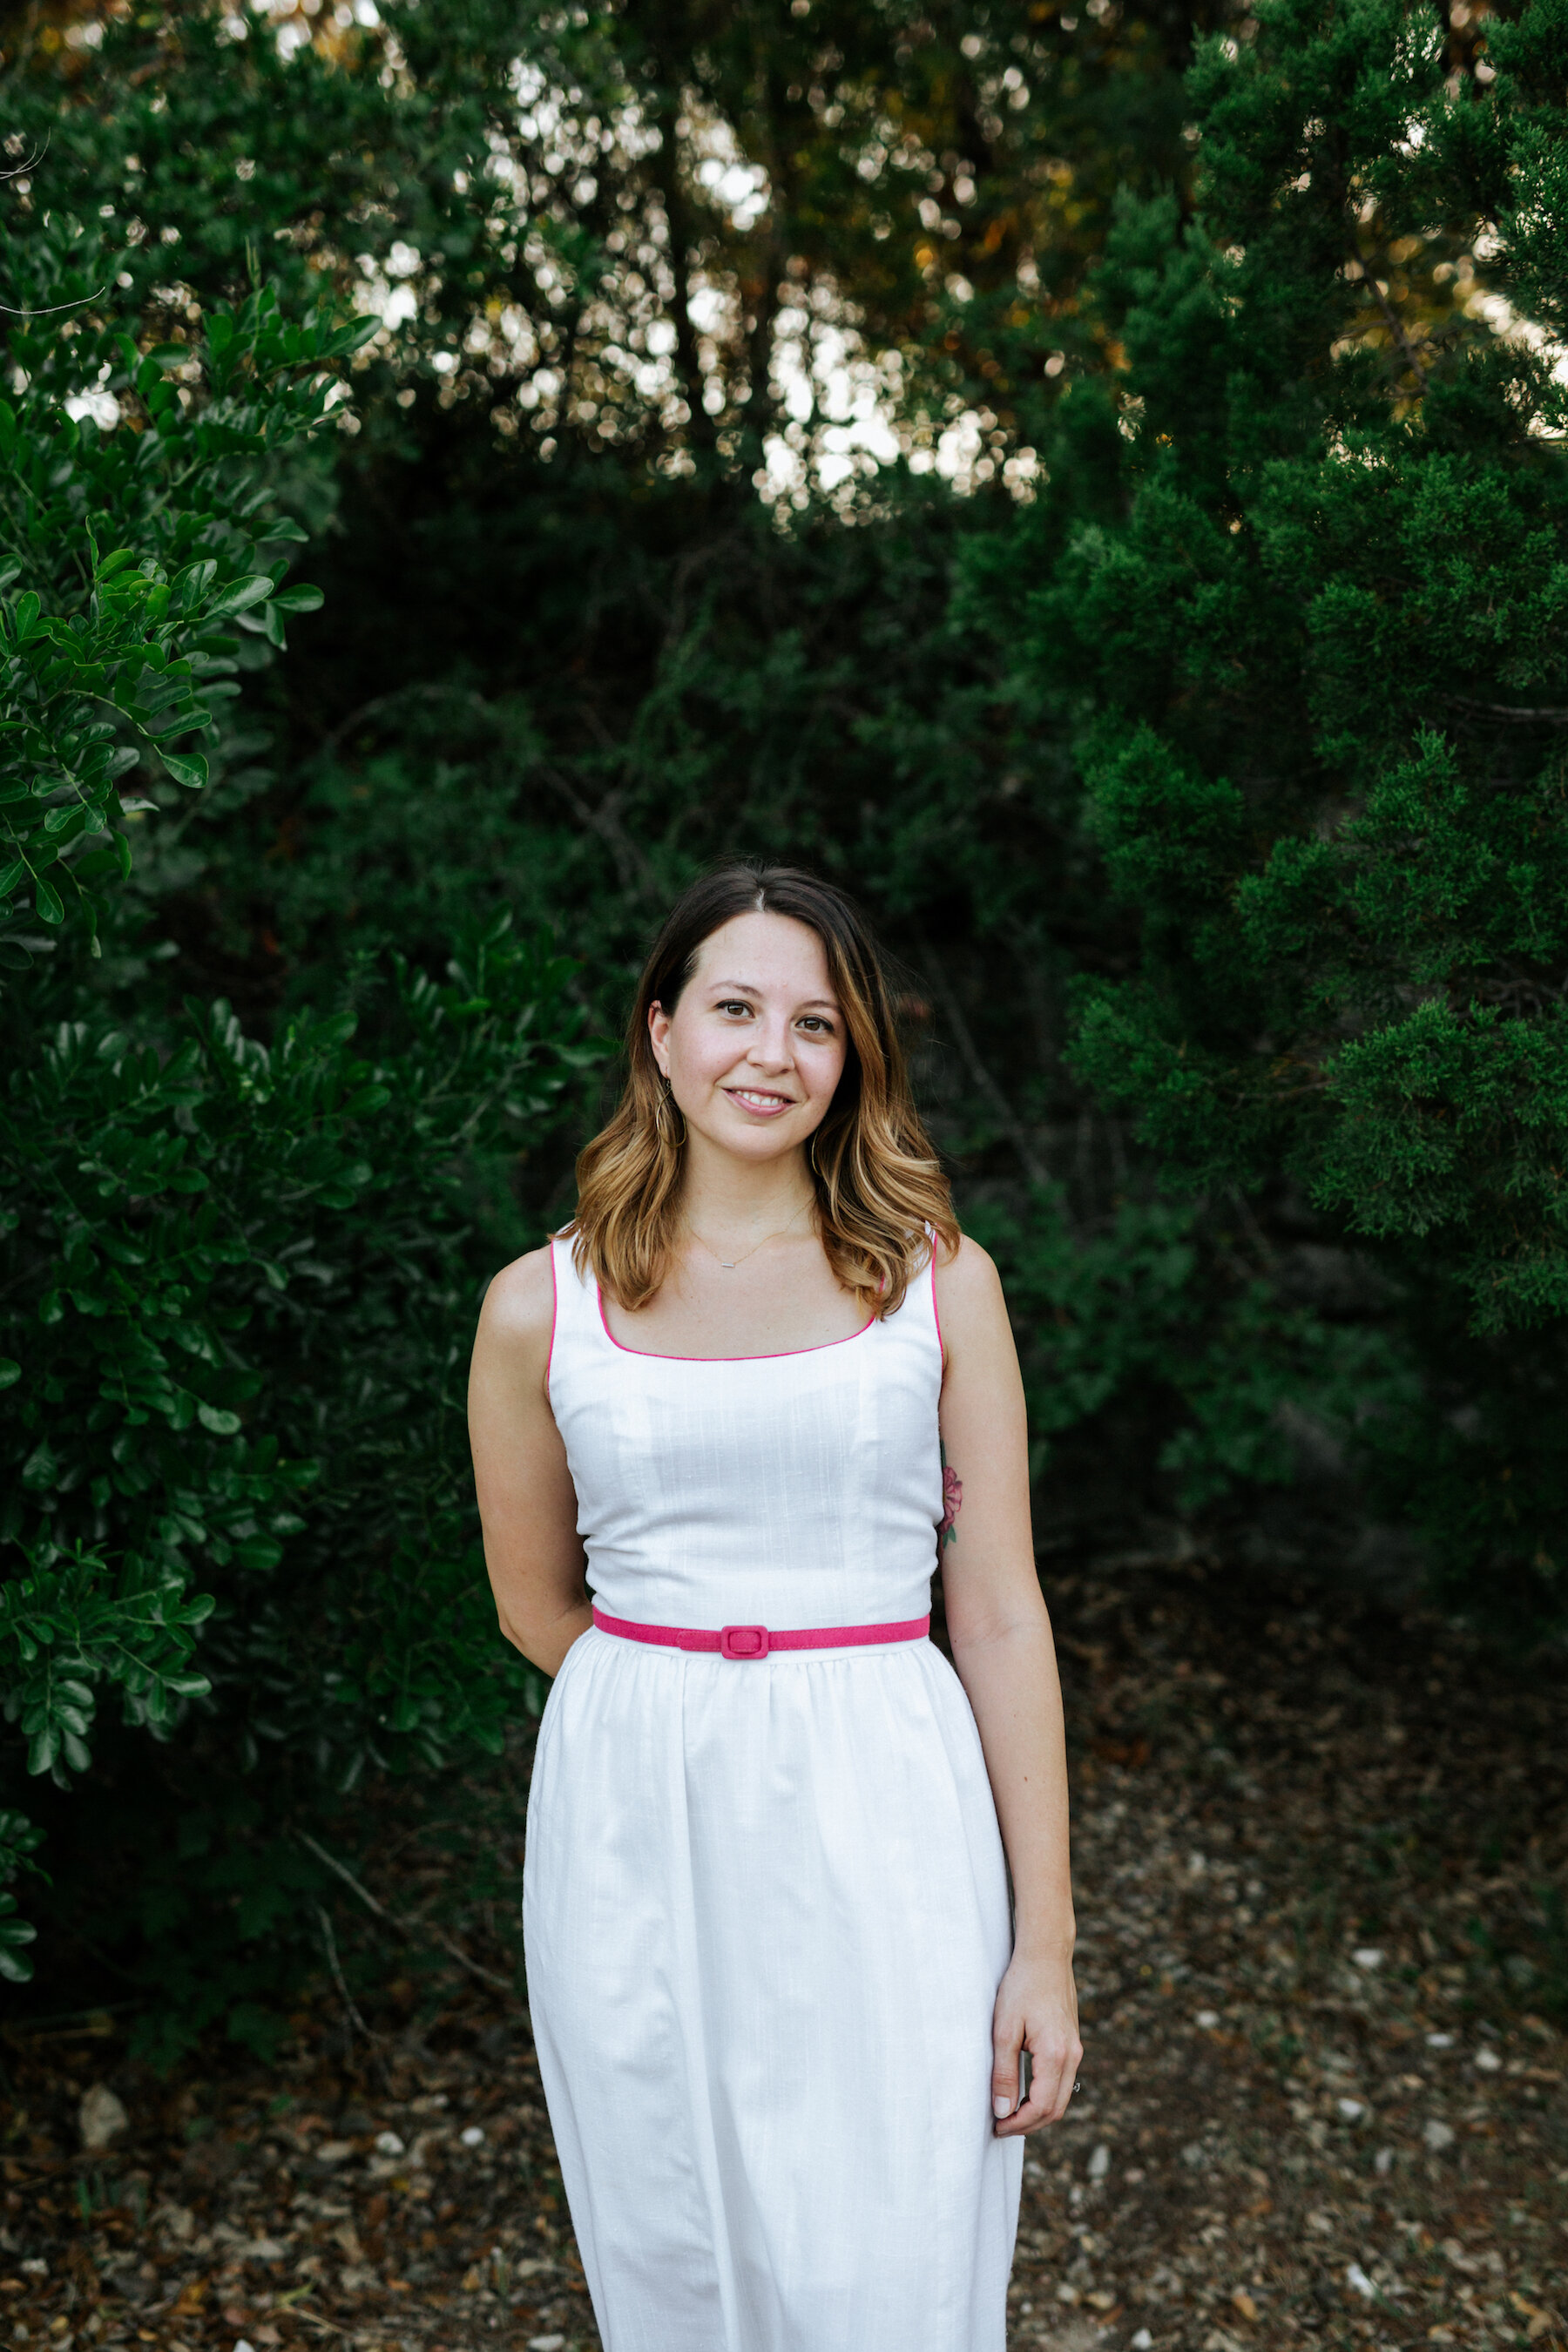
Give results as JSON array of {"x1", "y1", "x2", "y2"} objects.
[{"x1": 719, "y1": 1623, "x2": 769, "y2": 1659}]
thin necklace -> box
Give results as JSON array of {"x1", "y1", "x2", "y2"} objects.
[{"x1": 686, "y1": 1198, "x2": 813, "y2": 1272}]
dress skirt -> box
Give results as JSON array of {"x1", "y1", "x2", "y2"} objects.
[{"x1": 523, "y1": 1625, "x2": 1023, "y2": 2352}]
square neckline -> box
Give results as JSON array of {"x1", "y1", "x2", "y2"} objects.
[{"x1": 595, "y1": 1280, "x2": 876, "y2": 1364}]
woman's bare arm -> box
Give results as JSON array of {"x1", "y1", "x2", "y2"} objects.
[
  {"x1": 935, "y1": 1235, "x2": 1082, "y2": 2136},
  {"x1": 468, "y1": 1246, "x2": 591, "y2": 1678}
]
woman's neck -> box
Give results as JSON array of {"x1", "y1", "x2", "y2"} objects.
[{"x1": 677, "y1": 1135, "x2": 816, "y2": 1242}]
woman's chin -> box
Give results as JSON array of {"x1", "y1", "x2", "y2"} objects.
[{"x1": 692, "y1": 1113, "x2": 807, "y2": 1160}]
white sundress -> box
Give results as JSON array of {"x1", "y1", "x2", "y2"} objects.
[{"x1": 522, "y1": 1232, "x2": 1023, "y2": 2352}]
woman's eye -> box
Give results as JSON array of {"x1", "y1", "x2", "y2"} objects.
[
  {"x1": 718, "y1": 1000, "x2": 753, "y2": 1017},
  {"x1": 797, "y1": 1016, "x2": 835, "y2": 1035}
]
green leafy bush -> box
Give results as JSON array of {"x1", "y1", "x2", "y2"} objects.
[
  {"x1": 7, "y1": 0, "x2": 1566, "y2": 2050},
  {"x1": 0, "y1": 199, "x2": 365, "y2": 962},
  {"x1": 0, "y1": 225, "x2": 596, "y2": 2024},
  {"x1": 968, "y1": 1183, "x2": 1415, "y2": 1512},
  {"x1": 963, "y1": 0, "x2": 1568, "y2": 1630},
  {"x1": 5, "y1": 917, "x2": 589, "y2": 2043}
]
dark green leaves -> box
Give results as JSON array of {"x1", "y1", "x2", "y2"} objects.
[
  {"x1": 159, "y1": 749, "x2": 210, "y2": 791},
  {"x1": 0, "y1": 274, "x2": 373, "y2": 975},
  {"x1": 990, "y1": 0, "x2": 1568, "y2": 1622},
  {"x1": 0, "y1": 1892, "x2": 37, "y2": 1983},
  {"x1": 1, "y1": 918, "x2": 596, "y2": 1983},
  {"x1": 206, "y1": 576, "x2": 275, "y2": 622}
]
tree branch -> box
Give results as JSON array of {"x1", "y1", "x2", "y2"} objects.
[
  {"x1": 1446, "y1": 696, "x2": 1568, "y2": 723},
  {"x1": 537, "y1": 757, "x2": 660, "y2": 901},
  {"x1": 314, "y1": 1901, "x2": 372, "y2": 2045},
  {"x1": 916, "y1": 935, "x2": 1049, "y2": 1189},
  {"x1": 646, "y1": 71, "x2": 718, "y2": 455},
  {"x1": 295, "y1": 1828, "x2": 515, "y2": 1997},
  {"x1": 1352, "y1": 250, "x2": 1429, "y2": 391}
]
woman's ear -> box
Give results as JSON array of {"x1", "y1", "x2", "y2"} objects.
[{"x1": 647, "y1": 997, "x2": 671, "y2": 1078}]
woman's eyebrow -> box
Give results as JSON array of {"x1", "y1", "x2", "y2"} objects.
[{"x1": 706, "y1": 977, "x2": 840, "y2": 1011}]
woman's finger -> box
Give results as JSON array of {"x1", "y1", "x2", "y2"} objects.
[
  {"x1": 993, "y1": 2083, "x2": 1052, "y2": 2136},
  {"x1": 990, "y1": 2011, "x2": 1026, "y2": 2120},
  {"x1": 1046, "y1": 2028, "x2": 1084, "y2": 2119},
  {"x1": 993, "y1": 2034, "x2": 1083, "y2": 2133},
  {"x1": 1042, "y1": 2037, "x2": 1081, "y2": 2122}
]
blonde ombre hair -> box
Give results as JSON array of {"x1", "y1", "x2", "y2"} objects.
[{"x1": 571, "y1": 862, "x2": 958, "y2": 1315}]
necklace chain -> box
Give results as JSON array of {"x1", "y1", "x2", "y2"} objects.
[{"x1": 686, "y1": 1197, "x2": 813, "y2": 1272}]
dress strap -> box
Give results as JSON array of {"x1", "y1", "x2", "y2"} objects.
[
  {"x1": 546, "y1": 1228, "x2": 598, "y2": 1401},
  {"x1": 921, "y1": 1222, "x2": 946, "y2": 1366}
]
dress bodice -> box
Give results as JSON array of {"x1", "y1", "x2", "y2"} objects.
[{"x1": 545, "y1": 1231, "x2": 945, "y2": 1629}]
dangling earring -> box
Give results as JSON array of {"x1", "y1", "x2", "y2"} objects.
[
  {"x1": 808, "y1": 1129, "x2": 822, "y2": 1181},
  {"x1": 655, "y1": 1077, "x2": 686, "y2": 1150}
]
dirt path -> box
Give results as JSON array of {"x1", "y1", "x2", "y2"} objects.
[{"x1": 4, "y1": 1554, "x2": 1565, "y2": 2351}]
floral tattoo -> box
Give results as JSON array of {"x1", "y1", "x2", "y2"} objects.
[{"x1": 938, "y1": 1447, "x2": 963, "y2": 1548}]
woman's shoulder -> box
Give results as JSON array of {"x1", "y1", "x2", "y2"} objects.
[
  {"x1": 476, "y1": 1238, "x2": 561, "y2": 1355},
  {"x1": 930, "y1": 1230, "x2": 1006, "y2": 1335}
]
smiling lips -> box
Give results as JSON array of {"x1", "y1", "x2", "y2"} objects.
[{"x1": 725, "y1": 1085, "x2": 797, "y2": 1117}]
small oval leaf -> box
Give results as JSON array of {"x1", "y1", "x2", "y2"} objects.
[
  {"x1": 205, "y1": 573, "x2": 274, "y2": 619},
  {"x1": 160, "y1": 749, "x2": 209, "y2": 791}
]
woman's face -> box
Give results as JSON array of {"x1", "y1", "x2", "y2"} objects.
[{"x1": 650, "y1": 910, "x2": 848, "y2": 1168}]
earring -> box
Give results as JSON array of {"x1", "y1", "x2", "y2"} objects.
[
  {"x1": 655, "y1": 1078, "x2": 686, "y2": 1150},
  {"x1": 809, "y1": 1129, "x2": 822, "y2": 1180}
]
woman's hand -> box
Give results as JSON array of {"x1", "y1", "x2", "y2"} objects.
[{"x1": 990, "y1": 1945, "x2": 1082, "y2": 2135}]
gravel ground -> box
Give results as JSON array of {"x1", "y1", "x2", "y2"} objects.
[{"x1": 3, "y1": 1551, "x2": 1565, "y2": 2352}]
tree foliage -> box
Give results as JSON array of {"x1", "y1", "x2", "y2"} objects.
[
  {"x1": 967, "y1": 0, "x2": 1568, "y2": 1619},
  {"x1": 3, "y1": 0, "x2": 1567, "y2": 2034},
  {"x1": 0, "y1": 267, "x2": 360, "y2": 964},
  {"x1": 0, "y1": 146, "x2": 593, "y2": 2027}
]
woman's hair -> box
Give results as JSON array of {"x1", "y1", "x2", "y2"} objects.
[{"x1": 571, "y1": 862, "x2": 958, "y2": 1315}]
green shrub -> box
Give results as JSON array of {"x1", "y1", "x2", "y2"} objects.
[
  {"x1": 966, "y1": 0, "x2": 1568, "y2": 1632},
  {"x1": 0, "y1": 236, "x2": 596, "y2": 2026}
]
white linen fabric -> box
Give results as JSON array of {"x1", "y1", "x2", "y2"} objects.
[{"x1": 523, "y1": 1232, "x2": 1022, "y2": 2352}]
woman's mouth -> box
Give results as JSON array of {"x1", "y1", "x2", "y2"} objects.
[{"x1": 724, "y1": 1086, "x2": 796, "y2": 1117}]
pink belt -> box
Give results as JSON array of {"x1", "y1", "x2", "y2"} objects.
[{"x1": 591, "y1": 1604, "x2": 930, "y2": 1660}]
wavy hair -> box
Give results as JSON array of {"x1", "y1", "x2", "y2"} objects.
[{"x1": 571, "y1": 862, "x2": 957, "y2": 1315}]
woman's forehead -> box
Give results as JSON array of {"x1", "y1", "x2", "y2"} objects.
[{"x1": 690, "y1": 910, "x2": 837, "y2": 996}]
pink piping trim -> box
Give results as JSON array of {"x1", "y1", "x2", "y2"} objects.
[
  {"x1": 597, "y1": 1282, "x2": 874, "y2": 1363},
  {"x1": 545, "y1": 1233, "x2": 560, "y2": 1396},
  {"x1": 930, "y1": 1239, "x2": 945, "y2": 1369}
]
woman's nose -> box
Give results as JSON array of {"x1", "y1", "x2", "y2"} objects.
[{"x1": 747, "y1": 1022, "x2": 794, "y2": 1070}]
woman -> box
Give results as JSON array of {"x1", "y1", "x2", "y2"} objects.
[{"x1": 468, "y1": 863, "x2": 1080, "y2": 2352}]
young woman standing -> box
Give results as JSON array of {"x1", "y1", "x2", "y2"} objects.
[{"x1": 468, "y1": 864, "x2": 1080, "y2": 2352}]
